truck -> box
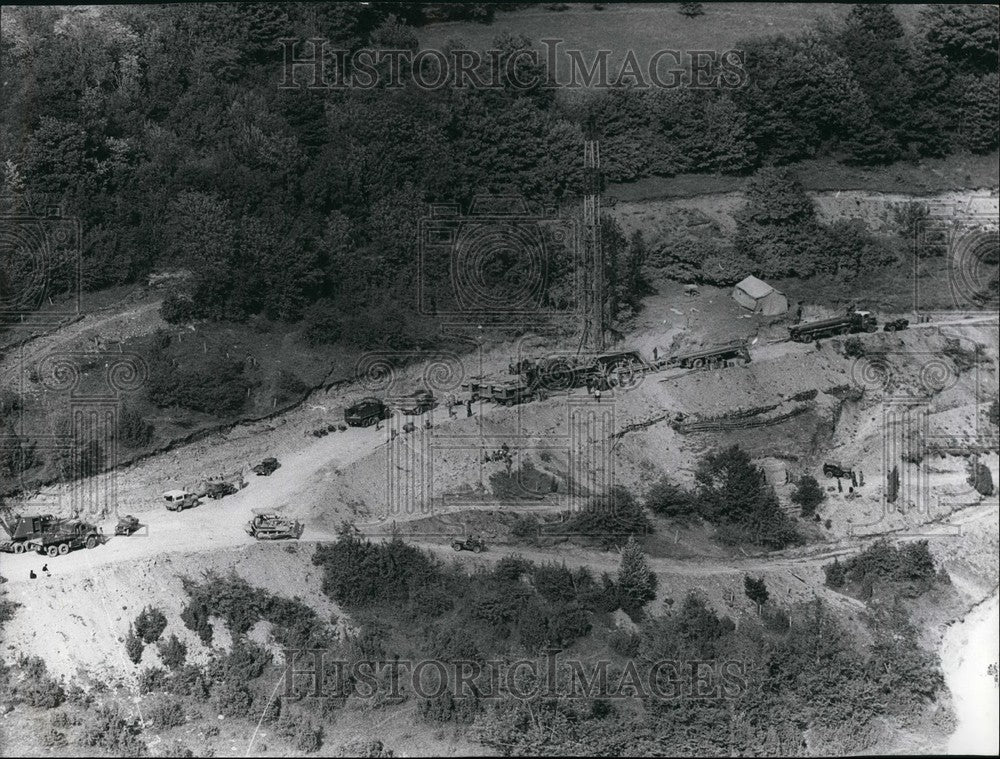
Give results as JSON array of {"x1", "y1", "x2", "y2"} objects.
[
  {"x1": 163, "y1": 490, "x2": 200, "y2": 511},
  {"x1": 245, "y1": 511, "x2": 304, "y2": 540},
  {"x1": 665, "y1": 343, "x2": 751, "y2": 370},
  {"x1": 397, "y1": 389, "x2": 436, "y2": 415},
  {"x1": 25, "y1": 519, "x2": 103, "y2": 557},
  {"x1": 491, "y1": 378, "x2": 546, "y2": 406},
  {"x1": 344, "y1": 397, "x2": 390, "y2": 427},
  {"x1": 516, "y1": 357, "x2": 593, "y2": 393},
  {"x1": 789, "y1": 310, "x2": 878, "y2": 342},
  {"x1": 252, "y1": 457, "x2": 280, "y2": 476},
  {"x1": 0, "y1": 512, "x2": 58, "y2": 554}
]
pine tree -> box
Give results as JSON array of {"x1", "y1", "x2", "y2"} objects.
[
  {"x1": 743, "y1": 575, "x2": 769, "y2": 611},
  {"x1": 617, "y1": 536, "x2": 657, "y2": 617}
]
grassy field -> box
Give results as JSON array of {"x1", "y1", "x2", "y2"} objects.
[
  {"x1": 607, "y1": 154, "x2": 1000, "y2": 202},
  {"x1": 419, "y1": 3, "x2": 928, "y2": 65}
]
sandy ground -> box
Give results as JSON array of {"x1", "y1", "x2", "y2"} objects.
[{"x1": 940, "y1": 589, "x2": 1000, "y2": 755}]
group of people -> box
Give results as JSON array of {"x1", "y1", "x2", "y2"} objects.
[{"x1": 27, "y1": 563, "x2": 50, "y2": 580}]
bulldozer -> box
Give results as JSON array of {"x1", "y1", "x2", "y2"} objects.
[{"x1": 245, "y1": 509, "x2": 304, "y2": 540}]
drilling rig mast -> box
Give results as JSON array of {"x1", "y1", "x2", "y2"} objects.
[{"x1": 581, "y1": 139, "x2": 605, "y2": 353}]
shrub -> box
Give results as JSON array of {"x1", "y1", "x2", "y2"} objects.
[
  {"x1": 157, "y1": 635, "x2": 187, "y2": 670},
  {"x1": 616, "y1": 537, "x2": 657, "y2": 617},
  {"x1": 562, "y1": 486, "x2": 652, "y2": 549},
  {"x1": 212, "y1": 679, "x2": 253, "y2": 717},
  {"x1": 138, "y1": 667, "x2": 168, "y2": 695},
  {"x1": 744, "y1": 575, "x2": 769, "y2": 608},
  {"x1": 312, "y1": 536, "x2": 443, "y2": 608},
  {"x1": 644, "y1": 478, "x2": 698, "y2": 519},
  {"x1": 160, "y1": 293, "x2": 197, "y2": 323},
  {"x1": 134, "y1": 606, "x2": 168, "y2": 644},
  {"x1": 791, "y1": 475, "x2": 826, "y2": 517},
  {"x1": 694, "y1": 445, "x2": 799, "y2": 549},
  {"x1": 160, "y1": 740, "x2": 195, "y2": 758},
  {"x1": 147, "y1": 358, "x2": 252, "y2": 416},
  {"x1": 125, "y1": 626, "x2": 145, "y2": 664},
  {"x1": 13, "y1": 657, "x2": 65, "y2": 709},
  {"x1": 824, "y1": 540, "x2": 940, "y2": 597},
  {"x1": 276, "y1": 369, "x2": 308, "y2": 401},
  {"x1": 843, "y1": 337, "x2": 866, "y2": 358},
  {"x1": 416, "y1": 691, "x2": 478, "y2": 725},
  {"x1": 607, "y1": 628, "x2": 640, "y2": 658},
  {"x1": 39, "y1": 727, "x2": 67, "y2": 748},
  {"x1": 509, "y1": 514, "x2": 540, "y2": 541},
  {"x1": 144, "y1": 693, "x2": 186, "y2": 729},
  {"x1": 179, "y1": 600, "x2": 213, "y2": 645},
  {"x1": 967, "y1": 458, "x2": 994, "y2": 496},
  {"x1": 276, "y1": 712, "x2": 324, "y2": 753},
  {"x1": 81, "y1": 704, "x2": 148, "y2": 756},
  {"x1": 117, "y1": 403, "x2": 154, "y2": 448}
]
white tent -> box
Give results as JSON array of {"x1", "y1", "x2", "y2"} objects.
[{"x1": 732, "y1": 276, "x2": 788, "y2": 316}]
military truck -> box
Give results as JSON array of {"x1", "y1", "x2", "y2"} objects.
[
  {"x1": 345, "y1": 397, "x2": 390, "y2": 427},
  {"x1": 203, "y1": 481, "x2": 238, "y2": 500},
  {"x1": 452, "y1": 535, "x2": 486, "y2": 553},
  {"x1": 163, "y1": 490, "x2": 200, "y2": 511},
  {"x1": 398, "y1": 389, "x2": 436, "y2": 415},
  {"x1": 245, "y1": 511, "x2": 304, "y2": 540},
  {"x1": 252, "y1": 457, "x2": 280, "y2": 476},
  {"x1": 25, "y1": 519, "x2": 103, "y2": 557},
  {"x1": 0, "y1": 512, "x2": 56, "y2": 554},
  {"x1": 883, "y1": 318, "x2": 910, "y2": 333},
  {"x1": 491, "y1": 379, "x2": 546, "y2": 406},
  {"x1": 823, "y1": 463, "x2": 855, "y2": 479},
  {"x1": 789, "y1": 310, "x2": 878, "y2": 342},
  {"x1": 665, "y1": 343, "x2": 750, "y2": 370},
  {"x1": 115, "y1": 515, "x2": 141, "y2": 536}
]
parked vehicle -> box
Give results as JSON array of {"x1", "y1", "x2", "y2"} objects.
[
  {"x1": 163, "y1": 490, "x2": 200, "y2": 511},
  {"x1": 252, "y1": 457, "x2": 281, "y2": 476},
  {"x1": 491, "y1": 379, "x2": 546, "y2": 406},
  {"x1": 25, "y1": 519, "x2": 103, "y2": 557},
  {"x1": 398, "y1": 390, "x2": 436, "y2": 415},
  {"x1": 451, "y1": 535, "x2": 486, "y2": 553},
  {"x1": 245, "y1": 511, "x2": 304, "y2": 540},
  {"x1": 789, "y1": 311, "x2": 878, "y2": 342},
  {"x1": 203, "y1": 481, "x2": 238, "y2": 500},
  {"x1": 665, "y1": 343, "x2": 750, "y2": 370},
  {"x1": 345, "y1": 397, "x2": 390, "y2": 427},
  {"x1": 823, "y1": 463, "x2": 855, "y2": 479},
  {"x1": 115, "y1": 515, "x2": 141, "y2": 536},
  {"x1": 883, "y1": 318, "x2": 910, "y2": 332}
]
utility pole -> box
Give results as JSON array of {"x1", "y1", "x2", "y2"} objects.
[{"x1": 582, "y1": 138, "x2": 605, "y2": 354}]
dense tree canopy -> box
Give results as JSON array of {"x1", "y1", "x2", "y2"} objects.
[{"x1": 1, "y1": 4, "x2": 996, "y2": 343}]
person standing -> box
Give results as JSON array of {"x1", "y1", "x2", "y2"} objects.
[
  {"x1": 466, "y1": 399, "x2": 472, "y2": 417},
  {"x1": 594, "y1": 388, "x2": 602, "y2": 403}
]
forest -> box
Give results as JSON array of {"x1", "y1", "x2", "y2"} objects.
[{"x1": 1, "y1": 3, "x2": 997, "y2": 348}]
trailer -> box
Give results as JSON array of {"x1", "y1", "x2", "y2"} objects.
[
  {"x1": 665, "y1": 343, "x2": 750, "y2": 369},
  {"x1": 789, "y1": 311, "x2": 877, "y2": 342}
]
